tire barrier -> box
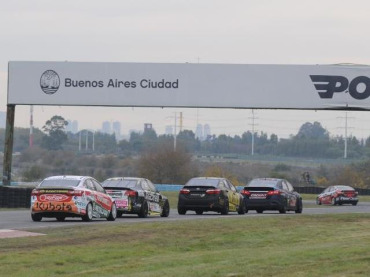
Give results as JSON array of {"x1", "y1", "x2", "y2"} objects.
[
  {"x1": 0, "y1": 187, "x2": 33, "y2": 208},
  {"x1": 1, "y1": 185, "x2": 370, "y2": 208}
]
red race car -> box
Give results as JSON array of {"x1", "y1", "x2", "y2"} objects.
[{"x1": 316, "y1": 185, "x2": 359, "y2": 206}]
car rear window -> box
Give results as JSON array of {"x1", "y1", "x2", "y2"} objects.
[
  {"x1": 247, "y1": 179, "x2": 279, "y2": 188},
  {"x1": 336, "y1": 186, "x2": 354, "y2": 191},
  {"x1": 39, "y1": 179, "x2": 80, "y2": 187},
  {"x1": 185, "y1": 178, "x2": 220, "y2": 187},
  {"x1": 102, "y1": 179, "x2": 139, "y2": 189}
]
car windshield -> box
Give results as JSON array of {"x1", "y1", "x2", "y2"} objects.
[
  {"x1": 247, "y1": 179, "x2": 279, "y2": 188},
  {"x1": 39, "y1": 179, "x2": 80, "y2": 188},
  {"x1": 185, "y1": 178, "x2": 220, "y2": 187},
  {"x1": 336, "y1": 186, "x2": 354, "y2": 191},
  {"x1": 102, "y1": 179, "x2": 139, "y2": 189}
]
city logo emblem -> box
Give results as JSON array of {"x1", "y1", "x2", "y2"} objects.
[{"x1": 40, "y1": 70, "x2": 60, "y2": 94}]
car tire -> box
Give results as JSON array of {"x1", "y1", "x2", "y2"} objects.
[
  {"x1": 238, "y1": 199, "x2": 246, "y2": 215},
  {"x1": 195, "y1": 209, "x2": 204, "y2": 215},
  {"x1": 138, "y1": 201, "x2": 148, "y2": 218},
  {"x1": 107, "y1": 203, "x2": 117, "y2": 221},
  {"x1": 245, "y1": 209, "x2": 249, "y2": 213},
  {"x1": 332, "y1": 197, "x2": 337, "y2": 205},
  {"x1": 352, "y1": 202, "x2": 358, "y2": 206},
  {"x1": 316, "y1": 198, "x2": 321, "y2": 205},
  {"x1": 221, "y1": 199, "x2": 229, "y2": 215},
  {"x1": 256, "y1": 209, "x2": 263, "y2": 214},
  {"x1": 160, "y1": 200, "x2": 170, "y2": 217},
  {"x1": 31, "y1": 213, "x2": 42, "y2": 222},
  {"x1": 295, "y1": 198, "x2": 303, "y2": 214},
  {"x1": 56, "y1": 216, "x2": 66, "y2": 222},
  {"x1": 178, "y1": 207, "x2": 187, "y2": 215},
  {"x1": 279, "y1": 203, "x2": 286, "y2": 214},
  {"x1": 117, "y1": 211, "x2": 123, "y2": 217},
  {"x1": 82, "y1": 202, "x2": 93, "y2": 222}
]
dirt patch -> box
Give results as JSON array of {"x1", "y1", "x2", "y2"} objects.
[{"x1": 0, "y1": 229, "x2": 45, "y2": 239}]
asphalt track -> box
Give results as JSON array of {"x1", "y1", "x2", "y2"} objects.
[{"x1": 1, "y1": 201, "x2": 370, "y2": 231}]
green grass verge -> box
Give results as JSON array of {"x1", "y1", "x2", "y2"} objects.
[{"x1": 1, "y1": 214, "x2": 370, "y2": 276}]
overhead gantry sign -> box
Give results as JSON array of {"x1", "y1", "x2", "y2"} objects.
[{"x1": 3, "y1": 61, "x2": 370, "y2": 185}]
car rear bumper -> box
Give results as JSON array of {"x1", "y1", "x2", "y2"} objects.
[
  {"x1": 178, "y1": 196, "x2": 224, "y2": 211},
  {"x1": 244, "y1": 196, "x2": 284, "y2": 211},
  {"x1": 337, "y1": 196, "x2": 358, "y2": 204}
]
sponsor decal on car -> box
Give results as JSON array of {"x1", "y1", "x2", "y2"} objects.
[
  {"x1": 39, "y1": 194, "x2": 71, "y2": 202},
  {"x1": 250, "y1": 193, "x2": 267, "y2": 199}
]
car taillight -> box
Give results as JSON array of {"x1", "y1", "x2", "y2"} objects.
[
  {"x1": 179, "y1": 189, "x2": 190, "y2": 194},
  {"x1": 125, "y1": 190, "x2": 137, "y2": 197},
  {"x1": 68, "y1": 190, "x2": 84, "y2": 196},
  {"x1": 240, "y1": 189, "x2": 251, "y2": 196},
  {"x1": 206, "y1": 189, "x2": 221, "y2": 195},
  {"x1": 267, "y1": 190, "x2": 281, "y2": 196}
]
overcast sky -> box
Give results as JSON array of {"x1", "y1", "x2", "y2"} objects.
[{"x1": 2, "y1": 0, "x2": 370, "y2": 139}]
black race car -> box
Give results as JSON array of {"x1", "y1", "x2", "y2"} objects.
[
  {"x1": 102, "y1": 177, "x2": 170, "y2": 218},
  {"x1": 241, "y1": 178, "x2": 303, "y2": 214},
  {"x1": 178, "y1": 177, "x2": 245, "y2": 215}
]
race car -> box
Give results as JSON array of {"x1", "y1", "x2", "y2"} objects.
[
  {"x1": 31, "y1": 175, "x2": 117, "y2": 222},
  {"x1": 241, "y1": 178, "x2": 303, "y2": 214},
  {"x1": 177, "y1": 177, "x2": 245, "y2": 215},
  {"x1": 102, "y1": 177, "x2": 170, "y2": 218},
  {"x1": 316, "y1": 185, "x2": 359, "y2": 206}
]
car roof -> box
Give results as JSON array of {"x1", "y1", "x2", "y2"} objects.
[
  {"x1": 43, "y1": 175, "x2": 90, "y2": 181},
  {"x1": 104, "y1": 177, "x2": 143, "y2": 181},
  {"x1": 190, "y1": 177, "x2": 225, "y2": 180}
]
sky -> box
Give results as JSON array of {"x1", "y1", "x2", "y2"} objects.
[{"x1": 2, "y1": 0, "x2": 370, "y2": 140}]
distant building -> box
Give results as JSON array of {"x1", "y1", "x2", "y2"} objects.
[
  {"x1": 112, "y1": 121, "x2": 121, "y2": 139},
  {"x1": 0, "y1": 111, "x2": 5, "y2": 128},
  {"x1": 165, "y1": 125, "x2": 173, "y2": 136},
  {"x1": 204, "y1": 124, "x2": 211, "y2": 139},
  {"x1": 195, "y1": 124, "x2": 203, "y2": 140},
  {"x1": 102, "y1": 121, "x2": 111, "y2": 134},
  {"x1": 66, "y1": 120, "x2": 78, "y2": 133},
  {"x1": 144, "y1": 123, "x2": 153, "y2": 132}
]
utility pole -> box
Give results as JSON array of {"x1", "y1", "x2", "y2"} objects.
[
  {"x1": 338, "y1": 112, "x2": 354, "y2": 159},
  {"x1": 249, "y1": 109, "x2": 258, "y2": 156},
  {"x1": 174, "y1": 112, "x2": 177, "y2": 151},
  {"x1": 29, "y1": 105, "x2": 34, "y2": 148}
]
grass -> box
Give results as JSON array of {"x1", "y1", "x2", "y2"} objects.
[{"x1": 1, "y1": 214, "x2": 370, "y2": 276}]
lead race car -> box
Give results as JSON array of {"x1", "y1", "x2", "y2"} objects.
[
  {"x1": 102, "y1": 177, "x2": 170, "y2": 218},
  {"x1": 31, "y1": 175, "x2": 117, "y2": 222}
]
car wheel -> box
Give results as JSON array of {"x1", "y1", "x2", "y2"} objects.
[
  {"x1": 332, "y1": 197, "x2": 337, "y2": 205},
  {"x1": 256, "y1": 209, "x2": 263, "y2": 214},
  {"x1": 56, "y1": 216, "x2": 66, "y2": 222},
  {"x1": 352, "y1": 202, "x2": 358, "y2": 206},
  {"x1": 107, "y1": 203, "x2": 117, "y2": 221},
  {"x1": 221, "y1": 199, "x2": 229, "y2": 215},
  {"x1": 82, "y1": 202, "x2": 93, "y2": 222},
  {"x1": 279, "y1": 203, "x2": 286, "y2": 214},
  {"x1": 295, "y1": 199, "x2": 303, "y2": 214},
  {"x1": 178, "y1": 207, "x2": 187, "y2": 215},
  {"x1": 195, "y1": 209, "x2": 204, "y2": 215},
  {"x1": 138, "y1": 201, "x2": 148, "y2": 218},
  {"x1": 238, "y1": 199, "x2": 246, "y2": 215},
  {"x1": 245, "y1": 209, "x2": 249, "y2": 213},
  {"x1": 31, "y1": 213, "x2": 42, "y2": 222},
  {"x1": 160, "y1": 200, "x2": 170, "y2": 217},
  {"x1": 117, "y1": 211, "x2": 123, "y2": 217},
  {"x1": 316, "y1": 198, "x2": 321, "y2": 205}
]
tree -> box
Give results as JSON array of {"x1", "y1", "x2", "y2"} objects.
[
  {"x1": 138, "y1": 143, "x2": 197, "y2": 184},
  {"x1": 41, "y1": 115, "x2": 68, "y2": 150}
]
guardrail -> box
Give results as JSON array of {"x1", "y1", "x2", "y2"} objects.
[{"x1": 1, "y1": 184, "x2": 369, "y2": 208}]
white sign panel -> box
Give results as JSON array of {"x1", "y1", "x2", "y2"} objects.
[{"x1": 7, "y1": 61, "x2": 370, "y2": 110}]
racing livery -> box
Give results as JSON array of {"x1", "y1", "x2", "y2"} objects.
[
  {"x1": 177, "y1": 177, "x2": 245, "y2": 215},
  {"x1": 241, "y1": 178, "x2": 303, "y2": 214},
  {"x1": 102, "y1": 177, "x2": 170, "y2": 218},
  {"x1": 316, "y1": 185, "x2": 359, "y2": 206},
  {"x1": 31, "y1": 176, "x2": 117, "y2": 222}
]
